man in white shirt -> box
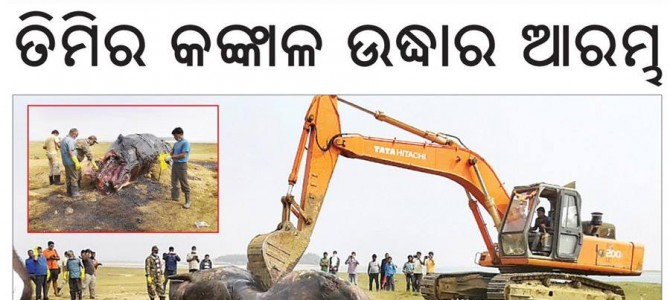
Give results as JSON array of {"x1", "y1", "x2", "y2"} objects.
[
  {"x1": 186, "y1": 246, "x2": 200, "y2": 272},
  {"x1": 328, "y1": 251, "x2": 340, "y2": 275}
]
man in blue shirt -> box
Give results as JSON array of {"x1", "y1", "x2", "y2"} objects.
[
  {"x1": 60, "y1": 128, "x2": 82, "y2": 198},
  {"x1": 162, "y1": 246, "x2": 180, "y2": 290},
  {"x1": 34, "y1": 247, "x2": 49, "y2": 300},
  {"x1": 170, "y1": 127, "x2": 192, "y2": 209},
  {"x1": 24, "y1": 250, "x2": 37, "y2": 296}
]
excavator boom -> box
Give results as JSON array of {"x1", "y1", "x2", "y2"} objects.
[{"x1": 247, "y1": 95, "x2": 510, "y2": 289}]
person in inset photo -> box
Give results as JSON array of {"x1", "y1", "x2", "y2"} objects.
[
  {"x1": 44, "y1": 129, "x2": 63, "y2": 185},
  {"x1": 169, "y1": 127, "x2": 192, "y2": 209}
]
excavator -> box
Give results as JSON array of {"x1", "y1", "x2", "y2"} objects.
[{"x1": 247, "y1": 95, "x2": 644, "y2": 300}]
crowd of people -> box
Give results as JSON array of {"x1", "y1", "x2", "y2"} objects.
[
  {"x1": 40, "y1": 126, "x2": 193, "y2": 209},
  {"x1": 22, "y1": 241, "x2": 101, "y2": 300},
  {"x1": 144, "y1": 245, "x2": 213, "y2": 300},
  {"x1": 319, "y1": 250, "x2": 436, "y2": 293}
]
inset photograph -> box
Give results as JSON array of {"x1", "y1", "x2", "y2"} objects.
[{"x1": 27, "y1": 104, "x2": 219, "y2": 232}]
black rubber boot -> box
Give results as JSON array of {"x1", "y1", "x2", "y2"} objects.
[
  {"x1": 49, "y1": 176, "x2": 54, "y2": 185},
  {"x1": 66, "y1": 184, "x2": 72, "y2": 196},
  {"x1": 54, "y1": 175, "x2": 64, "y2": 185}
]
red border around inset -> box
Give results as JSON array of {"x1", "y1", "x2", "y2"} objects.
[{"x1": 26, "y1": 104, "x2": 221, "y2": 234}]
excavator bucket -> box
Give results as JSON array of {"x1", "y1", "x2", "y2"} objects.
[{"x1": 247, "y1": 228, "x2": 310, "y2": 290}]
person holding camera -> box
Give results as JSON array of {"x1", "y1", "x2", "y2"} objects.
[{"x1": 186, "y1": 246, "x2": 199, "y2": 273}]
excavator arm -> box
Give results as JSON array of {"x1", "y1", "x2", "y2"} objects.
[{"x1": 247, "y1": 95, "x2": 511, "y2": 289}]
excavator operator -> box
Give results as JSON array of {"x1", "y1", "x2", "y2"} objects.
[{"x1": 530, "y1": 207, "x2": 552, "y2": 253}]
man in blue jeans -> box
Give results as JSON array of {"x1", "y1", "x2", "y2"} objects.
[
  {"x1": 169, "y1": 127, "x2": 192, "y2": 209},
  {"x1": 24, "y1": 250, "x2": 38, "y2": 297},
  {"x1": 162, "y1": 246, "x2": 181, "y2": 290},
  {"x1": 34, "y1": 247, "x2": 49, "y2": 300}
]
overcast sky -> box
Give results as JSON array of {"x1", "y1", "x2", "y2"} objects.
[
  {"x1": 28, "y1": 105, "x2": 217, "y2": 143},
  {"x1": 14, "y1": 95, "x2": 661, "y2": 273}
]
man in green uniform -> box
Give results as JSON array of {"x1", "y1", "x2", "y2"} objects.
[
  {"x1": 75, "y1": 135, "x2": 100, "y2": 172},
  {"x1": 44, "y1": 129, "x2": 63, "y2": 185},
  {"x1": 145, "y1": 245, "x2": 165, "y2": 300}
]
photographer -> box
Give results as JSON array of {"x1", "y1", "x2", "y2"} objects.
[{"x1": 186, "y1": 246, "x2": 199, "y2": 273}]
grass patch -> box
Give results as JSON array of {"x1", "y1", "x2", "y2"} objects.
[{"x1": 31, "y1": 267, "x2": 659, "y2": 300}]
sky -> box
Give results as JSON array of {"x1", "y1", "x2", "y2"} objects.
[
  {"x1": 13, "y1": 95, "x2": 661, "y2": 273},
  {"x1": 28, "y1": 105, "x2": 218, "y2": 143}
]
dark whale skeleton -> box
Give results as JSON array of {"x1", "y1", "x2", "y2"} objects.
[
  {"x1": 94, "y1": 134, "x2": 171, "y2": 194},
  {"x1": 168, "y1": 267, "x2": 369, "y2": 300}
]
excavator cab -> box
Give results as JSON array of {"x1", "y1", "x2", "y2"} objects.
[{"x1": 499, "y1": 183, "x2": 583, "y2": 262}]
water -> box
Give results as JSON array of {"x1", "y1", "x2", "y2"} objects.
[{"x1": 102, "y1": 262, "x2": 661, "y2": 284}]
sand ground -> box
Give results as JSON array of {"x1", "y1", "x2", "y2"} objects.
[
  {"x1": 30, "y1": 267, "x2": 661, "y2": 300},
  {"x1": 28, "y1": 142, "x2": 218, "y2": 232}
]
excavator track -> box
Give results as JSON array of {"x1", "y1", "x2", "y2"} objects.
[
  {"x1": 421, "y1": 272, "x2": 498, "y2": 300},
  {"x1": 421, "y1": 272, "x2": 625, "y2": 300},
  {"x1": 486, "y1": 273, "x2": 625, "y2": 300}
]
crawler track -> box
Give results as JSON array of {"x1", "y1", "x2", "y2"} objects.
[{"x1": 422, "y1": 272, "x2": 625, "y2": 300}]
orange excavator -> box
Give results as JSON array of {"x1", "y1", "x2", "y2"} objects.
[{"x1": 247, "y1": 95, "x2": 644, "y2": 299}]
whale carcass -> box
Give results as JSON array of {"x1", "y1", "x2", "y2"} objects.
[
  {"x1": 95, "y1": 134, "x2": 171, "y2": 193},
  {"x1": 169, "y1": 267, "x2": 370, "y2": 300}
]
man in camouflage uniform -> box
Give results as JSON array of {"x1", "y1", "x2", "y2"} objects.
[
  {"x1": 43, "y1": 129, "x2": 63, "y2": 185},
  {"x1": 75, "y1": 135, "x2": 99, "y2": 171},
  {"x1": 145, "y1": 245, "x2": 165, "y2": 300}
]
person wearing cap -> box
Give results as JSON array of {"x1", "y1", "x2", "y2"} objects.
[
  {"x1": 61, "y1": 128, "x2": 83, "y2": 197},
  {"x1": 82, "y1": 249, "x2": 97, "y2": 299},
  {"x1": 75, "y1": 135, "x2": 99, "y2": 171},
  {"x1": 43, "y1": 129, "x2": 64, "y2": 185},
  {"x1": 169, "y1": 127, "x2": 192, "y2": 209},
  {"x1": 145, "y1": 246, "x2": 165, "y2": 300}
]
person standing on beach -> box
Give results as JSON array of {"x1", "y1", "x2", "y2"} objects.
[
  {"x1": 380, "y1": 253, "x2": 389, "y2": 290},
  {"x1": 186, "y1": 246, "x2": 199, "y2": 273},
  {"x1": 81, "y1": 250, "x2": 96, "y2": 299},
  {"x1": 345, "y1": 252, "x2": 359, "y2": 285},
  {"x1": 43, "y1": 241, "x2": 62, "y2": 297},
  {"x1": 413, "y1": 252, "x2": 425, "y2": 292},
  {"x1": 169, "y1": 127, "x2": 192, "y2": 209},
  {"x1": 328, "y1": 251, "x2": 340, "y2": 275},
  {"x1": 383, "y1": 256, "x2": 396, "y2": 291},
  {"x1": 403, "y1": 255, "x2": 415, "y2": 292},
  {"x1": 33, "y1": 248, "x2": 49, "y2": 300},
  {"x1": 425, "y1": 251, "x2": 436, "y2": 275},
  {"x1": 319, "y1": 252, "x2": 329, "y2": 272},
  {"x1": 367, "y1": 254, "x2": 380, "y2": 291},
  {"x1": 145, "y1": 246, "x2": 165, "y2": 300},
  {"x1": 199, "y1": 254, "x2": 213, "y2": 270},
  {"x1": 65, "y1": 250, "x2": 83, "y2": 300},
  {"x1": 44, "y1": 130, "x2": 63, "y2": 185},
  {"x1": 162, "y1": 247, "x2": 180, "y2": 290}
]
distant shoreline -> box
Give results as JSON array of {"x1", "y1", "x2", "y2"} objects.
[{"x1": 98, "y1": 263, "x2": 662, "y2": 284}]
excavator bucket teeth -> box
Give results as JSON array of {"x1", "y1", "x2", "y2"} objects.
[{"x1": 247, "y1": 229, "x2": 310, "y2": 291}]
